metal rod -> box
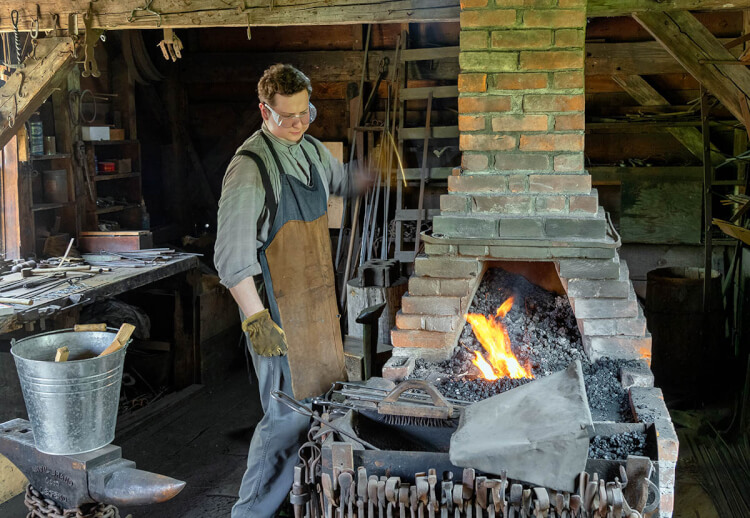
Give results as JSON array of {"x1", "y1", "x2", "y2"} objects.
[
  {"x1": 701, "y1": 87, "x2": 713, "y2": 315},
  {"x1": 335, "y1": 23, "x2": 372, "y2": 271},
  {"x1": 413, "y1": 91, "x2": 433, "y2": 258}
]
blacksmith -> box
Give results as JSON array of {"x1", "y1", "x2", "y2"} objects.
[{"x1": 215, "y1": 64, "x2": 354, "y2": 517}]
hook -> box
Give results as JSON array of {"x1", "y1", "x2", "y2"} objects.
[{"x1": 128, "y1": 0, "x2": 162, "y2": 27}]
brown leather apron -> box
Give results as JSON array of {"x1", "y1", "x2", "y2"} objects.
[{"x1": 237, "y1": 133, "x2": 346, "y2": 400}]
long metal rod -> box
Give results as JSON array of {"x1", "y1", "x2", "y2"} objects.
[
  {"x1": 701, "y1": 87, "x2": 713, "y2": 314},
  {"x1": 381, "y1": 35, "x2": 402, "y2": 260},
  {"x1": 413, "y1": 91, "x2": 433, "y2": 258},
  {"x1": 335, "y1": 23, "x2": 372, "y2": 271}
]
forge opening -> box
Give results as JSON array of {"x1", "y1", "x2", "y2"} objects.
[{"x1": 408, "y1": 262, "x2": 640, "y2": 423}]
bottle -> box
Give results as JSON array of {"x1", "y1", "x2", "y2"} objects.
[
  {"x1": 140, "y1": 198, "x2": 150, "y2": 230},
  {"x1": 29, "y1": 113, "x2": 43, "y2": 156}
]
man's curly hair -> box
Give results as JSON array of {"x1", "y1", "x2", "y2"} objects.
[{"x1": 258, "y1": 64, "x2": 312, "y2": 106}]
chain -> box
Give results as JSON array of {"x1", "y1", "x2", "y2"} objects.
[{"x1": 23, "y1": 485, "x2": 126, "y2": 518}]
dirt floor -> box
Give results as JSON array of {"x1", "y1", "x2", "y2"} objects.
[{"x1": 0, "y1": 360, "x2": 726, "y2": 518}]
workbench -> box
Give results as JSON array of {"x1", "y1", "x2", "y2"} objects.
[{"x1": 0, "y1": 255, "x2": 201, "y2": 337}]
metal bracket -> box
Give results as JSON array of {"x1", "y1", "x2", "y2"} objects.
[{"x1": 128, "y1": 0, "x2": 163, "y2": 27}]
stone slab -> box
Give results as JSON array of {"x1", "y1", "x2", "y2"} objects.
[
  {"x1": 558, "y1": 256, "x2": 621, "y2": 280},
  {"x1": 620, "y1": 360, "x2": 654, "y2": 389},
  {"x1": 584, "y1": 332, "x2": 652, "y2": 363}
]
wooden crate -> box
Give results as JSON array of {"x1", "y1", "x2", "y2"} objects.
[{"x1": 78, "y1": 231, "x2": 153, "y2": 252}]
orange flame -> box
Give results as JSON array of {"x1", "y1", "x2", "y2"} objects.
[
  {"x1": 496, "y1": 296, "x2": 514, "y2": 318},
  {"x1": 472, "y1": 351, "x2": 499, "y2": 381},
  {"x1": 466, "y1": 297, "x2": 533, "y2": 380}
]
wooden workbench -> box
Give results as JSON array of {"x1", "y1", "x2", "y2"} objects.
[{"x1": 0, "y1": 255, "x2": 201, "y2": 335}]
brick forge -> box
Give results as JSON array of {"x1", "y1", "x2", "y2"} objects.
[{"x1": 386, "y1": 2, "x2": 677, "y2": 516}]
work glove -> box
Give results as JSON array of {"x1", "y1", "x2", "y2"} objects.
[{"x1": 242, "y1": 309, "x2": 288, "y2": 357}]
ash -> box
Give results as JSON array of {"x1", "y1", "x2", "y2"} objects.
[
  {"x1": 409, "y1": 268, "x2": 635, "y2": 423},
  {"x1": 589, "y1": 431, "x2": 648, "y2": 460}
]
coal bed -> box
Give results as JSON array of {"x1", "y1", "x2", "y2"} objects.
[{"x1": 409, "y1": 267, "x2": 639, "y2": 423}]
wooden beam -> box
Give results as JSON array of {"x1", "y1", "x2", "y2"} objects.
[
  {"x1": 634, "y1": 10, "x2": 750, "y2": 124},
  {"x1": 612, "y1": 74, "x2": 725, "y2": 165},
  {"x1": 3, "y1": 0, "x2": 750, "y2": 31},
  {"x1": 0, "y1": 0, "x2": 459, "y2": 32},
  {"x1": 0, "y1": 38, "x2": 77, "y2": 150},
  {"x1": 588, "y1": 0, "x2": 750, "y2": 17},
  {"x1": 586, "y1": 39, "x2": 740, "y2": 76}
]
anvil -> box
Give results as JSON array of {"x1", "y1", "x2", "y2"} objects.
[{"x1": 0, "y1": 419, "x2": 185, "y2": 509}]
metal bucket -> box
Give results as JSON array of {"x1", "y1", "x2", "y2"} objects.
[{"x1": 10, "y1": 328, "x2": 129, "y2": 455}]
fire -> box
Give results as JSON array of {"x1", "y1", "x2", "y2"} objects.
[{"x1": 466, "y1": 297, "x2": 534, "y2": 380}]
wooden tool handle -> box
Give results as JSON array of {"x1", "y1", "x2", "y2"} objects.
[
  {"x1": 0, "y1": 297, "x2": 33, "y2": 305},
  {"x1": 31, "y1": 266, "x2": 91, "y2": 273},
  {"x1": 98, "y1": 323, "x2": 135, "y2": 357},
  {"x1": 55, "y1": 346, "x2": 69, "y2": 362},
  {"x1": 74, "y1": 323, "x2": 107, "y2": 332}
]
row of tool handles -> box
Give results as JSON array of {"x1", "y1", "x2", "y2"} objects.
[{"x1": 291, "y1": 466, "x2": 659, "y2": 518}]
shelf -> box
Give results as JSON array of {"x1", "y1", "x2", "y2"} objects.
[
  {"x1": 96, "y1": 205, "x2": 133, "y2": 215},
  {"x1": 30, "y1": 153, "x2": 71, "y2": 161},
  {"x1": 32, "y1": 202, "x2": 69, "y2": 212},
  {"x1": 93, "y1": 172, "x2": 141, "y2": 181},
  {"x1": 87, "y1": 140, "x2": 138, "y2": 146}
]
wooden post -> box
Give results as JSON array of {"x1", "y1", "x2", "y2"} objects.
[
  {"x1": 701, "y1": 87, "x2": 713, "y2": 315},
  {"x1": 2, "y1": 136, "x2": 33, "y2": 259}
]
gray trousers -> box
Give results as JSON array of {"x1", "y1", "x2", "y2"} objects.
[{"x1": 232, "y1": 334, "x2": 311, "y2": 518}]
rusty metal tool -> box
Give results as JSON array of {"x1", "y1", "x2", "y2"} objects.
[
  {"x1": 533, "y1": 488, "x2": 550, "y2": 518},
  {"x1": 441, "y1": 477, "x2": 453, "y2": 518},
  {"x1": 157, "y1": 28, "x2": 183, "y2": 61},
  {"x1": 569, "y1": 495, "x2": 581, "y2": 518},
  {"x1": 509, "y1": 484, "x2": 523, "y2": 518},
  {"x1": 322, "y1": 473, "x2": 336, "y2": 518},
  {"x1": 357, "y1": 467, "x2": 368, "y2": 518},
  {"x1": 416, "y1": 474, "x2": 429, "y2": 518},
  {"x1": 522, "y1": 488, "x2": 533, "y2": 518},
  {"x1": 81, "y1": 6, "x2": 101, "y2": 78},
  {"x1": 485, "y1": 480, "x2": 499, "y2": 518},
  {"x1": 462, "y1": 468, "x2": 475, "y2": 518},
  {"x1": 386, "y1": 477, "x2": 400, "y2": 518},
  {"x1": 399, "y1": 486, "x2": 410, "y2": 518},
  {"x1": 339, "y1": 471, "x2": 354, "y2": 518},
  {"x1": 453, "y1": 484, "x2": 463, "y2": 518},
  {"x1": 378, "y1": 478, "x2": 387, "y2": 518},
  {"x1": 292, "y1": 465, "x2": 307, "y2": 518},
  {"x1": 427, "y1": 469, "x2": 438, "y2": 518},
  {"x1": 368, "y1": 475, "x2": 379, "y2": 518},
  {"x1": 475, "y1": 476, "x2": 487, "y2": 518},
  {"x1": 410, "y1": 485, "x2": 418, "y2": 518}
]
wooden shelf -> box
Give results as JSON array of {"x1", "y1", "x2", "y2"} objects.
[
  {"x1": 88, "y1": 140, "x2": 138, "y2": 146},
  {"x1": 30, "y1": 153, "x2": 71, "y2": 161},
  {"x1": 93, "y1": 172, "x2": 141, "y2": 181}
]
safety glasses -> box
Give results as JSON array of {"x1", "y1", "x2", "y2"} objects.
[{"x1": 263, "y1": 102, "x2": 317, "y2": 128}]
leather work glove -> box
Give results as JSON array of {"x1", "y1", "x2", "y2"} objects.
[{"x1": 242, "y1": 309, "x2": 288, "y2": 357}]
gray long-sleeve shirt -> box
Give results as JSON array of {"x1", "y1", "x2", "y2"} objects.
[{"x1": 215, "y1": 124, "x2": 349, "y2": 289}]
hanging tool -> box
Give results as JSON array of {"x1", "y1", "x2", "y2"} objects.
[
  {"x1": 82, "y1": 6, "x2": 102, "y2": 78},
  {"x1": 157, "y1": 28, "x2": 183, "y2": 62},
  {"x1": 128, "y1": 0, "x2": 163, "y2": 27},
  {"x1": 10, "y1": 9, "x2": 22, "y2": 69},
  {"x1": 413, "y1": 91, "x2": 433, "y2": 258}
]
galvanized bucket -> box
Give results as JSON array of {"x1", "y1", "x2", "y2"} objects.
[{"x1": 11, "y1": 328, "x2": 129, "y2": 455}]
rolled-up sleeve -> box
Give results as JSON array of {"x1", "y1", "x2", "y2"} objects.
[{"x1": 214, "y1": 156, "x2": 266, "y2": 289}]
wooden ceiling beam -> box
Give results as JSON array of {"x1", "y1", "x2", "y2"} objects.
[
  {"x1": 612, "y1": 74, "x2": 725, "y2": 164},
  {"x1": 634, "y1": 10, "x2": 750, "y2": 123},
  {"x1": 589, "y1": 0, "x2": 750, "y2": 17},
  {"x1": 0, "y1": 38, "x2": 77, "y2": 150},
  {"x1": 0, "y1": 0, "x2": 459, "y2": 32},
  {"x1": 1, "y1": 0, "x2": 750, "y2": 32}
]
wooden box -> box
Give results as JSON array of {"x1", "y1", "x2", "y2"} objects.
[{"x1": 78, "y1": 231, "x2": 153, "y2": 252}]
